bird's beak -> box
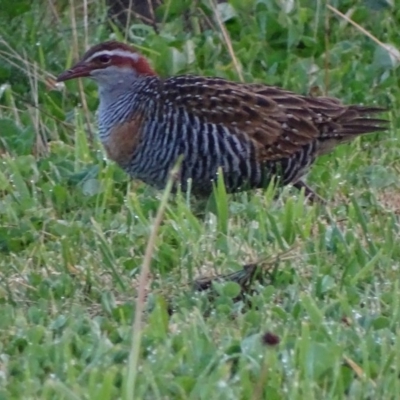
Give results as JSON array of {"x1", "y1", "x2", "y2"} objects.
[{"x1": 57, "y1": 62, "x2": 91, "y2": 82}]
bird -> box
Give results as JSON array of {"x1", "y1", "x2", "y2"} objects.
[{"x1": 56, "y1": 40, "x2": 387, "y2": 203}]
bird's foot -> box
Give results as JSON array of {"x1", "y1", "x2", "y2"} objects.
[{"x1": 293, "y1": 180, "x2": 327, "y2": 205}]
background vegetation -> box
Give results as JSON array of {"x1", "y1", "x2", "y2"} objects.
[{"x1": 0, "y1": 0, "x2": 399, "y2": 398}]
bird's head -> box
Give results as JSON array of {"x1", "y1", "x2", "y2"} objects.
[{"x1": 57, "y1": 41, "x2": 156, "y2": 86}]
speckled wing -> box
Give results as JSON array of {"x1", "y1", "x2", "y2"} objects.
[{"x1": 160, "y1": 76, "x2": 387, "y2": 162}]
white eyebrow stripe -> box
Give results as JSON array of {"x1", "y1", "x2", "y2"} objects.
[{"x1": 86, "y1": 49, "x2": 140, "y2": 62}]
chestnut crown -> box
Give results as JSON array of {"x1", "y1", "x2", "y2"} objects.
[{"x1": 57, "y1": 41, "x2": 156, "y2": 82}]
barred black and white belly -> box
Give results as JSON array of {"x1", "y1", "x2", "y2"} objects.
[
  {"x1": 124, "y1": 106, "x2": 316, "y2": 195},
  {"x1": 126, "y1": 108, "x2": 261, "y2": 194}
]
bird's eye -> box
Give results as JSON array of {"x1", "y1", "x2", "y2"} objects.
[{"x1": 98, "y1": 55, "x2": 111, "y2": 64}]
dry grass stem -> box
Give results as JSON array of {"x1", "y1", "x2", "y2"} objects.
[
  {"x1": 209, "y1": 0, "x2": 244, "y2": 82},
  {"x1": 327, "y1": 5, "x2": 400, "y2": 62},
  {"x1": 124, "y1": 0, "x2": 134, "y2": 40},
  {"x1": 125, "y1": 160, "x2": 181, "y2": 400},
  {"x1": 69, "y1": 0, "x2": 94, "y2": 144}
]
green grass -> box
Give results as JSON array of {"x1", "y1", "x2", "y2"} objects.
[{"x1": 1, "y1": 0, "x2": 400, "y2": 398}]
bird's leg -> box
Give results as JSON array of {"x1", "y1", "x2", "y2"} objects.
[{"x1": 293, "y1": 180, "x2": 327, "y2": 205}]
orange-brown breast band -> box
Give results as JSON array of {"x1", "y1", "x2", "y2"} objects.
[{"x1": 103, "y1": 111, "x2": 145, "y2": 166}]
